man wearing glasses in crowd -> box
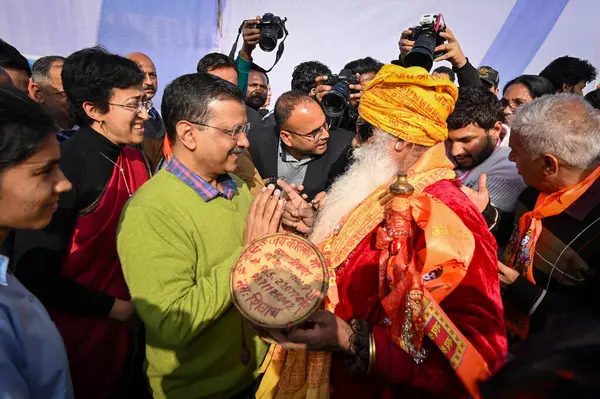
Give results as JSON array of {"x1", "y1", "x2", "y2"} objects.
[
  {"x1": 28, "y1": 56, "x2": 77, "y2": 142},
  {"x1": 126, "y1": 52, "x2": 165, "y2": 170},
  {"x1": 249, "y1": 90, "x2": 354, "y2": 201},
  {"x1": 117, "y1": 73, "x2": 285, "y2": 399}
]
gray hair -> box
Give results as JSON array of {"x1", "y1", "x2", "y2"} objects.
[
  {"x1": 511, "y1": 93, "x2": 600, "y2": 169},
  {"x1": 31, "y1": 55, "x2": 65, "y2": 82}
]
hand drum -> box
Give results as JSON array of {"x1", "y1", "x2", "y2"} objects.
[{"x1": 230, "y1": 233, "x2": 329, "y2": 329}]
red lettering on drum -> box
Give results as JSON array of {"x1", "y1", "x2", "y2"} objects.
[
  {"x1": 245, "y1": 292, "x2": 283, "y2": 319},
  {"x1": 234, "y1": 235, "x2": 328, "y2": 326}
]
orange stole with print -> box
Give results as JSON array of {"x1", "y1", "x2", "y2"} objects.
[
  {"x1": 320, "y1": 143, "x2": 456, "y2": 270},
  {"x1": 375, "y1": 175, "x2": 490, "y2": 398},
  {"x1": 502, "y1": 163, "x2": 600, "y2": 339},
  {"x1": 256, "y1": 143, "x2": 482, "y2": 398},
  {"x1": 421, "y1": 292, "x2": 491, "y2": 398}
]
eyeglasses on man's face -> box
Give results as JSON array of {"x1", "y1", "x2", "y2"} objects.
[
  {"x1": 109, "y1": 99, "x2": 153, "y2": 114},
  {"x1": 285, "y1": 122, "x2": 329, "y2": 143},
  {"x1": 189, "y1": 121, "x2": 251, "y2": 140}
]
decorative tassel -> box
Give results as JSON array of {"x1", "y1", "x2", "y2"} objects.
[{"x1": 377, "y1": 172, "x2": 428, "y2": 359}]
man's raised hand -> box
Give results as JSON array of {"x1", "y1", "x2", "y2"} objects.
[
  {"x1": 240, "y1": 16, "x2": 261, "y2": 60},
  {"x1": 243, "y1": 185, "x2": 285, "y2": 246},
  {"x1": 278, "y1": 179, "x2": 316, "y2": 234}
]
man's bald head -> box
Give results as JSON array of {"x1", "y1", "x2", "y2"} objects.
[
  {"x1": 126, "y1": 52, "x2": 153, "y2": 66},
  {"x1": 0, "y1": 67, "x2": 13, "y2": 86},
  {"x1": 126, "y1": 52, "x2": 158, "y2": 100}
]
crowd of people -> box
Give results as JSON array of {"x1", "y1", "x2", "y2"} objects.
[{"x1": 1, "y1": 12, "x2": 600, "y2": 399}]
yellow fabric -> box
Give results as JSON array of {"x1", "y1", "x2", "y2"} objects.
[
  {"x1": 359, "y1": 64, "x2": 458, "y2": 147},
  {"x1": 258, "y1": 348, "x2": 331, "y2": 399}
]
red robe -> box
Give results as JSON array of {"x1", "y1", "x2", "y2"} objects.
[
  {"x1": 330, "y1": 180, "x2": 507, "y2": 398},
  {"x1": 49, "y1": 147, "x2": 149, "y2": 399}
]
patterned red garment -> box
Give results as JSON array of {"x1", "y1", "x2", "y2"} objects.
[
  {"x1": 48, "y1": 147, "x2": 149, "y2": 399},
  {"x1": 330, "y1": 180, "x2": 507, "y2": 398}
]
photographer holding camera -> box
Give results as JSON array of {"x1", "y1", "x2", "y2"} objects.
[
  {"x1": 314, "y1": 57, "x2": 384, "y2": 133},
  {"x1": 398, "y1": 25, "x2": 481, "y2": 87},
  {"x1": 232, "y1": 14, "x2": 288, "y2": 97},
  {"x1": 314, "y1": 70, "x2": 365, "y2": 132},
  {"x1": 236, "y1": 16, "x2": 260, "y2": 96}
]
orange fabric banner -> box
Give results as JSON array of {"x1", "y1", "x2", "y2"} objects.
[{"x1": 379, "y1": 193, "x2": 474, "y2": 348}]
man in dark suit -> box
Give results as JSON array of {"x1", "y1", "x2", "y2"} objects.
[
  {"x1": 249, "y1": 90, "x2": 353, "y2": 201},
  {"x1": 126, "y1": 52, "x2": 165, "y2": 170}
]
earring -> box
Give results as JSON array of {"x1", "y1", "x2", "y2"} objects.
[{"x1": 395, "y1": 141, "x2": 403, "y2": 152}]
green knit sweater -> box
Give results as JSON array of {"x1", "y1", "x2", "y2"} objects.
[{"x1": 117, "y1": 170, "x2": 268, "y2": 399}]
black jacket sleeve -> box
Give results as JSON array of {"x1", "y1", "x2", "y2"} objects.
[
  {"x1": 12, "y1": 161, "x2": 116, "y2": 317},
  {"x1": 453, "y1": 58, "x2": 482, "y2": 88},
  {"x1": 503, "y1": 275, "x2": 596, "y2": 333},
  {"x1": 481, "y1": 202, "x2": 514, "y2": 247}
]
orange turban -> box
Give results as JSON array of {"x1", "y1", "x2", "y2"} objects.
[{"x1": 359, "y1": 64, "x2": 458, "y2": 147}]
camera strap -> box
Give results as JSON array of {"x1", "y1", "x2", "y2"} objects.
[
  {"x1": 265, "y1": 30, "x2": 288, "y2": 73},
  {"x1": 227, "y1": 21, "x2": 245, "y2": 61},
  {"x1": 227, "y1": 20, "x2": 289, "y2": 73}
]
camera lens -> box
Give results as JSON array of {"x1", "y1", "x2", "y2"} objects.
[
  {"x1": 259, "y1": 28, "x2": 279, "y2": 52},
  {"x1": 322, "y1": 82, "x2": 350, "y2": 118},
  {"x1": 404, "y1": 30, "x2": 437, "y2": 72}
]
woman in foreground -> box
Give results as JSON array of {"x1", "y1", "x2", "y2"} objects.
[{"x1": 0, "y1": 85, "x2": 73, "y2": 397}]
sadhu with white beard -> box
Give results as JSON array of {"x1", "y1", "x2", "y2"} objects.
[{"x1": 256, "y1": 65, "x2": 508, "y2": 399}]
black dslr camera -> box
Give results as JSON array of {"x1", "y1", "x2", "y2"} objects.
[
  {"x1": 404, "y1": 13, "x2": 447, "y2": 72},
  {"x1": 256, "y1": 13, "x2": 287, "y2": 52},
  {"x1": 321, "y1": 69, "x2": 360, "y2": 118},
  {"x1": 229, "y1": 14, "x2": 288, "y2": 72}
]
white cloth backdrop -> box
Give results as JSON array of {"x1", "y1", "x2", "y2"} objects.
[
  {"x1": 1, "y1": 0, "x2": 599, "y2": 110},
  {"x1": 0, "y1": 0, "x2": 222, "y2": 108}
]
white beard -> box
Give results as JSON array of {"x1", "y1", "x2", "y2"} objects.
[{"x1": 309, "y1": 133, "x2": 400, "y2": 244}]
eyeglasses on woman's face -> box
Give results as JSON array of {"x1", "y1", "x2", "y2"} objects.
[
  {"x1": 109, "y1": 99, "x2": 153, "y2": 114},
  {"x1": 500, "y1": 98, "x2": 528, "y2": 112}
]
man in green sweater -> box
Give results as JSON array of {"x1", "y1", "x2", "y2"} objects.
[{"x1": 117, "y1": 73, "x2": 285, "y2": 399}]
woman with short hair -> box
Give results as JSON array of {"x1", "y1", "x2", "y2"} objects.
[{"x1": 11, "y1": 47, "x2": 151, "y2": 398}]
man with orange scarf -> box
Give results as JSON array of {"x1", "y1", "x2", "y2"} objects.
[
  {"x1": 498, "y1": 93, "x2": 600, "y2": 340},
  {"x1": 256, "y1": 64, "x2": 507, "y2": 398}
]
